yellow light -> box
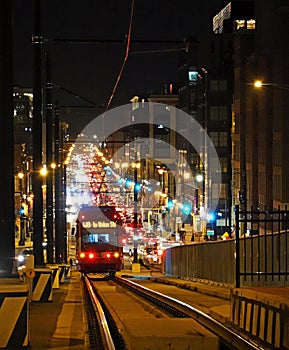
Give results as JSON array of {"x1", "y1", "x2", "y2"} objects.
[
  {"x1": 254, "y1": 80, "x2": 263, "y2": 88},
  {"x1": 184, "y1": 171, "x2": 190, "y2": 180},
  {"x1": 114, "y1": 252, "x2": 120, "y2": 258},
  {"x1": 18, "y1": 172, "x2": 24, "y2": 179},
  {"x1": 40, "y1": 167, "x2": 47, "y2": 176},
  {"x1": 132, "y1": 162, "x2": 140, "y2": 168},
  {"x1": 50, "y1": 162, "x2": 56, "y2": 169}
]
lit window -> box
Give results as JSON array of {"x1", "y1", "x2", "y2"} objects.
[
  {"x1": 247, "y1": 19, "x2": 255, "y2": 30},
  {"x1": 188, "y1": 71, "x2": 198, "y2": 82},
  {"x1": 236, "y1": 19, "x2": 245, "y2": 30}
]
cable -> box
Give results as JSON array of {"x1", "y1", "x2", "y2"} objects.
[{"x1": 104, "y1": 0, "x2": 135, "y2": 112}]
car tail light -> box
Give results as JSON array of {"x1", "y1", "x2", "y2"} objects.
[{"x1": 88, "y1": 252, "x2": 95, "y2": 259}]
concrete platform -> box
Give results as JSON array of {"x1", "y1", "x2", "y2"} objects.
[{"x1": 123, "y1": 319, "x2": 219, "y2": 350}]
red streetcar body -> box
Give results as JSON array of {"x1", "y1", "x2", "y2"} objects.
[{"x1": 76, "y1": 205, "x2": 124, "y2": 274}]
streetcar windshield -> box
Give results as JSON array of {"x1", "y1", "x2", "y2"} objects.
[{"x1": 82, "y1": 233, "x2": 109, "y2": 243}]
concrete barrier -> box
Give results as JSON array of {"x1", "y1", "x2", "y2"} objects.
[
  {"x1": 58, "y1": 264, "x2": 66, "y2": 283},
  {"x1": 46, "y1": 265, "x2": 60, "y2": 289},
  {"x1": 32, "y1": 268, "x2": 53, "y2": 302},
  {"x1": 65, "y1": 264, "x2": 71, "y2": 278},
  {"x1": 0, "y1": 280, "x2": 29, "y2": 349}
]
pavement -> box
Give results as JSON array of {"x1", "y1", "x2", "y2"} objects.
[
  {"x1": 27, "y1": 265, "x2": 289, "y2": 350},
  {"x1": 29, "y1": 268, "x2": 88, "y2": 350}
]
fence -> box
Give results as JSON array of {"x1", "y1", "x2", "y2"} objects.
[
  {"x1": 235, "y1": 205, "x2": 289, "y2": 287},
  {"x1": 163, "y1": 206, "x2": 289, "y2": 287}
]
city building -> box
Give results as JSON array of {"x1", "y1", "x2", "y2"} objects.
[{"x1": 233, "y1": 0, "x2": 289, "y2": 220}]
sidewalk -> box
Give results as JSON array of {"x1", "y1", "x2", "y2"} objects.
[{"x1": 29, "y1": 269, "x2": 88, "y2": 350}]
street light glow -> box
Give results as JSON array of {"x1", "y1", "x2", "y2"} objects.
[
  {"x1": 40, "y1": 166, "x2": 47, "y2": 176},
  {"x1": 254, "y1": 80, "x2": 263, "y2": 88}
]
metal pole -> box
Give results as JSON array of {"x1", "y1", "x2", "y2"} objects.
[
  {"x1": 0, "y1": 0, "x2": 14, "y2": 276},
  {"x1": 18, "y1": 179, "x2": 25, "y2": 246},
  {"x1": 45, "y1": 52, "x2": 54, "y2": 263},
  {"x1": 32, "y1": 0, "x2": 44, "y2": 266},
  {"x1": 54, "y1": 101, "x2": 63, "y2": 263},
  {"x1": 235, "y1": 205, "x2": 240, "y2": 288}
]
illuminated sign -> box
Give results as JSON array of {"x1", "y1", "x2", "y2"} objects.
[{"x1": 82, "y1": 221, "x2": 117, "y2": 228}]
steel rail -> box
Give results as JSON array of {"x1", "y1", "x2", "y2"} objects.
[
  {"x1": 115, "y1": 276, "x2": 265, "y2": 350},
  {"x1": 83, "y1": 275, "x2": 116, "y2": 350}
]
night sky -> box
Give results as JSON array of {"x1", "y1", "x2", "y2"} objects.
[{"x1": 13, "y1": 0, "x2": 229, "y2": 137}]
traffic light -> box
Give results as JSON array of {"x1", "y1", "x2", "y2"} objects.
[
  {"x1": 167, "y1": 198, "x2": 174, "y2": 209},
  {"x1": 19, "y1": 206, "x2": 25, "y2": 217},
  {"x1": 134, "y1": 182, "x2": 141, "y2": 192}
]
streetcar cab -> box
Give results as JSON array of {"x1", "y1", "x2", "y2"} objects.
[{"x1": 76, "y1": 242, "x2": 123, "y2": 275}]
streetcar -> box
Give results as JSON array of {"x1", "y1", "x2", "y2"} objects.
[{"x1": 76, "y1": 205, "x2": 124, "y2": 276}]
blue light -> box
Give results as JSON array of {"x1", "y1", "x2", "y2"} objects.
[
  {"x1": 167, "y1": 199, "x2": 174, "y2": 209},
  {"x1": 182, "y1": 203, "x2": 191, "y2": 215},
  {"x1": 208, "y1": 213, "x2": 216, "y2": 222},
  {"x1": 125, "y1": 179, "x2": 133, "y2": 187},
  {"x1": 134, "y1": 183, "x2": 141, "y2": 191}
]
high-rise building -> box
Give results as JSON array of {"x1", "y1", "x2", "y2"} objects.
[
  {"x1": 233, "y1": 0, "x2": 289, "y2": 214},
  {"x1": 177, "y1": 0, "x2": 255, "y2": 236}
]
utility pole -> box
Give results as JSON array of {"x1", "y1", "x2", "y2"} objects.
[
  {"x1": 32, "y1": 0, "x2": 44, "y2": 266},
  {"x1": 0, "y1": 0, "x2": 15, "y2": 276},
  {"x1": 45, "y1": 52, "x2": 54, "y2": 263}
]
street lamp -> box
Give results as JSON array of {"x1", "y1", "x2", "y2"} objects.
[
  {"x1": 253, "y1": 80, "x2": 289, "y2": 90},
  {"x1": 18, "y1": 171, "x2": 26, "y2": 246}
]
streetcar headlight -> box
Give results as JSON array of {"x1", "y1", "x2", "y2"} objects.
[
  {"x1": 106, "y1": 253, "x2": 111, "y2": 258},
  {"x1": 114, "y1": 252, "x2": 119, "y2": 258},
  {"x1": 79, "y1": 252, "x2": 85, "y2": 259}
]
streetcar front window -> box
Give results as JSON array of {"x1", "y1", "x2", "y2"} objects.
[{"x1": 82, "y1": 233, "x2": 109, "y2": 243}]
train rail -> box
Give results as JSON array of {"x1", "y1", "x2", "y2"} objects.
[
  {"x1": 83, "y1": 273, "x2": 266, "y2": 350},
  {"x1": 82, "y1": 274, "x2": 126, "y2": 350}
]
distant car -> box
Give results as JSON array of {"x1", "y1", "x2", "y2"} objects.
[{"x1": 16, "y1": 248, "x2": 33, "y2": 268}]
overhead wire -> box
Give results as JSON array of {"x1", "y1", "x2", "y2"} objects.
[{"x1": 104, "y1": 0, "x2": 135, "y2": 112}]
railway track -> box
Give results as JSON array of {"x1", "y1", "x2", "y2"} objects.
[{"x1": 82, "y1": 274, "x2": 266, "y2": 350}]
